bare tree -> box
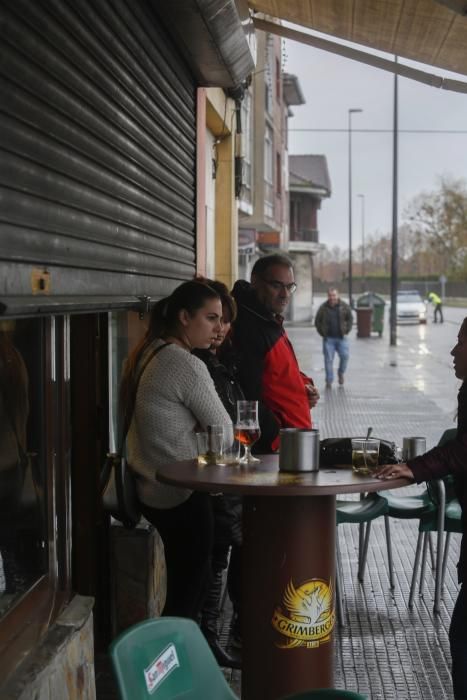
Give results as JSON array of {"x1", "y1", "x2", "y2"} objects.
[
  {"x1": 317, "y1": 176, "x2": 467, "y2": 281},
  {"x1": 404, "y1": 176, "x2": 467, "y2": 278}
]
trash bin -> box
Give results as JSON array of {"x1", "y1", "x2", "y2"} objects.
[
  {"x1": 355, "y1": 307, "x2": 372, "y2": 338},
  {"x1": 356, "y1": 292, "x2": 386, "y2": 337}
]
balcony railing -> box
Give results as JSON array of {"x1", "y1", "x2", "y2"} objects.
[
  {"x1": 264, "y1": 182, "x2": 274, "y2": 219},
  {"x1": 290, "y1": 229, "x2": 319, "y2": 243}
]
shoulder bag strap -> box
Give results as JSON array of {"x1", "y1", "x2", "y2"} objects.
[{"x1": 119, "y1": 342, "x2": 170, "y2": 453}]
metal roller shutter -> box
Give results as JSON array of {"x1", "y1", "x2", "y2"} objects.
[{"x1": 0, "y1": 0, "x2": 197, "y2": 304}]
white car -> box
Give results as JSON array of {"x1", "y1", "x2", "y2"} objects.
[{"x1": 396, "y1": 290, "x2": 427, "y2": 324}]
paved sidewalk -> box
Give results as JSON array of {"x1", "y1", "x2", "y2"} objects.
[{"x1": 220, "y1": 318, "x2": 463, "y2": 699}]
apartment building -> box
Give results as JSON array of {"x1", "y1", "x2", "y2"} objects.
[{"x1": 238, "y1": 29, "x2": 304, "y2": 279}]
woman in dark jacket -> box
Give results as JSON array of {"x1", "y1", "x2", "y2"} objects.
[
  {"x1": 378, "y1": 316, "x2": 467, "y2": 699},
  {"x1": 193, "y1": 279, "x2": 243, "y2": 669}
]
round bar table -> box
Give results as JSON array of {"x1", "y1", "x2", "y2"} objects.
[{"x1": 157, "y1": 455, "x2": 408, "y2": 700}]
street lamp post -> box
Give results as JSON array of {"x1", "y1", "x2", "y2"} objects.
[
  {"x1": 389, "y1": 57, "x2": 399, "y2": 347},
  {"x1": 348, "y1": 108, "x2": 363, "y2": 307},
  {"x1": 357, "y1": 193, "x2": 365, "y2": 290}
]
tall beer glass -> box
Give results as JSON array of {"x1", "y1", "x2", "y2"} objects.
[{"x1": 235, "y1": 400, "x2": 261, "y2": 464}]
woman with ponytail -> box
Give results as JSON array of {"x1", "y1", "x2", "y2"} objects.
[{"x1": 120, "y1": 280, "x2": 231, "y2": 620}]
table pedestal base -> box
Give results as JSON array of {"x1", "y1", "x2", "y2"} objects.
[{"x1": 242, "y1": 494, "x2": 336, "y2": 699}]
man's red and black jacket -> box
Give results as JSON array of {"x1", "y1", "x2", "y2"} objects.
[{"x1": 229, "y1": 281, "x2": 313, "y2": 453}]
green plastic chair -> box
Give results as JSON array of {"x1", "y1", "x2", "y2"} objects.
[
  {"x1": 440, "y1": 491, "x2": 462, "y2": 591},
  {"x1": 280, "y1": 689, "x2": 367, "y2": 699},
  {"x1": 411, "y1": 472, "x2": 462, "y2": 611},
  {"x1": 335, "y1": 493, "x2": 392, "y2": 626},
  {"x1": 380, "y1": 486, "x2": 438, "y2": 605},
  {"x1": 408, "y1": 478, "x2": 446, "y2": 613},
  {"x1": 381, "y1": 428, "x2": 457, "y2": 614},
  {"x1": 109, "y1": 617, "x2": 238, "y2": 699}
]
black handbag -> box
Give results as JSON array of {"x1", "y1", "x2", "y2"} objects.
[
  {"x1": 319, "y1": 436, "x2": 398, "y2": 467},
  {"x1": 101, "y1": 342, "x2": 170, "y2": 529},
  {"x1": 101, "y1": 452, "x2": 141, "y2": 529}
]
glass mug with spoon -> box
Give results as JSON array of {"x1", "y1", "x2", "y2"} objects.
[
  {"x1": 351, "y1": 437, "x2": 381, "y2": 475},
  {"x1": 235, "y1": 400, "x2": 261, "y2": 464}
]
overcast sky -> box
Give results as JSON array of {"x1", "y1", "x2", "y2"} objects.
[{"x1": 284, "y1": 31, "x2": 467, "y2": 251}]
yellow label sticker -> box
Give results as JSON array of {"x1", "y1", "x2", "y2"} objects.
[
  {"x1": 31, "y1": 268, "x2": 51, "y2": 295},
  {"x1": 272, "y1": 578, "x2": 335, "y2": 649}
]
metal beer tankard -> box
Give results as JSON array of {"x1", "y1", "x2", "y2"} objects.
[
  {"x1": 402, "y1": 436, "x2": 426, "y2": 461},
  {"x1": 279, "y1": 428, "x2": 320, "y2": 472}
]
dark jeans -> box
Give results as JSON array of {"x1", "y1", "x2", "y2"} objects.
[
  {"x1": 449, "y1": 584, "x2": 467, "y2": 699},
  {"x1": 140, "y1": 492, "x2": 214, "y2": 620},
  {"x1": 434, "y1": 303, "x2": 444, "y2": 323}
]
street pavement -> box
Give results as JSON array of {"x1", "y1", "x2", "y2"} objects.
[
  {"x1": 295, "y1": 297, "x2": 465, "y2": 447},
  {"x1": 221, "y1": 302, "x2": 467, "y2": 700}
]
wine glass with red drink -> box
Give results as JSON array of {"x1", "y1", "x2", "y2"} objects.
[{"x1": 235, "y1": 400, "x2": 261, "y2": 464}]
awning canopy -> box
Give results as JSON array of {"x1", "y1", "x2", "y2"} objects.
[
  {"x1": 248, "y1": 1, "x2": 467, "y2": 78},
  {"x1": 156, "y1": 0, "x2": 256, "y2": 88}
]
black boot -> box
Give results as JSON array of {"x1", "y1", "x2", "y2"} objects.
[
  {"x1": 229, "y1": 611, "x2": 242, "y2": 650},
  {"x1": 207, "y1": 638, "x2": 242, "y2": 669},
  {"x1": 201, "y1": 566, "x2": 224, "y2": 639}
]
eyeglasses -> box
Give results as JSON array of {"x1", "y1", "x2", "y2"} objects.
[{"x1": 260, "y1": 278, "x2": 297, "y2": 294}]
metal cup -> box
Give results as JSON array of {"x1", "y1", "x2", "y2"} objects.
[
  {"x1": 402, "y1": 436, "x2": 426, "y2": 461},
  {"x1": 279, "y1": 428, "x2": 320, "y2": 472}
]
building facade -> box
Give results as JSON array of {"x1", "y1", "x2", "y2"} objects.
[
  {"x1": 235, "y1": 29, "x2": 330, "y2": 321},
  {"x1": 288, "y1": 155, "x2": 331, "y2": 322},
  {"x1": 238, "y1": 29, "x2": 304, "y2": 279}
]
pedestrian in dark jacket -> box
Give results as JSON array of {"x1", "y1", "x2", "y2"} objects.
[
  {"x1": 229, "y1": 254, "x2": 319, "y2": 453},
  {"x1": 377, "y1": 316, "x2": 467, "y2": 699},
  {"x1": 193, "y1": 279, "x2": 243, "y2": 669},
  {"x1": 314, "y1": 287, "x2": 353, "y2": 388}
]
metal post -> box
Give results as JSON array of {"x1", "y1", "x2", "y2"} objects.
[
  {"x1": 389, "y1": 57, "x2": 399, "y2": 347},
  {"x1": 358, "y1": 193, "x2": 365, "y2": 290},
  {"x1": 348, "y1": 108, "x2": 362, "y2": 307}
]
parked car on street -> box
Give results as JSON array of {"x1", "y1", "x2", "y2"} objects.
[{"x1": 396, "y1": 290, "x2": 427, "y2": 324}]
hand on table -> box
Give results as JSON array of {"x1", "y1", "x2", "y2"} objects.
[
  {"x1": 375, "y1": 463, "x2": 415, "y2": 481},
  {"x1": 305, "y1": 383, "x2": 320, "y2": 408}
]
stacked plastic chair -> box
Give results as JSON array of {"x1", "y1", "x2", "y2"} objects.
[{"x1": 110, "y1": 617, "x2": 238, "y2": 699}]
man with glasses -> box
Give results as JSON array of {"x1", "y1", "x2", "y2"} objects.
[
  {"x1": 229, "y1": 254, "x2": 320, "y2": 453},
  {"x1": 314, "y1": 287, "x2": 353, "y2": 388}
]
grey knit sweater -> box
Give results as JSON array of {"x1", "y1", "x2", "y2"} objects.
[{"x1": 127, "y1": 340, "x2": 231, "y2": 509}]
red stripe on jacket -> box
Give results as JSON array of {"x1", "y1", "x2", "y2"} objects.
[{"x1": 262, "y1": 333, "x2": 312, "y2": 450}]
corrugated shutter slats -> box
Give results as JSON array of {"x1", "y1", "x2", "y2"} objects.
[{"x1": 0, "y1": 0, "x2": 197, "y2": 299}]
